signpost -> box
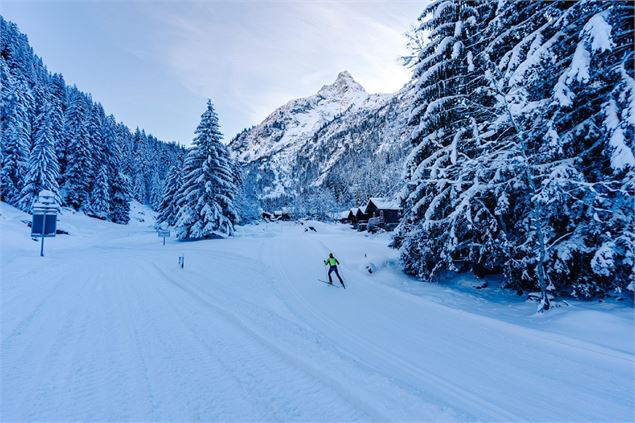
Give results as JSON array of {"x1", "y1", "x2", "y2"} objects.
[
  {"x1": 157, "y1": 229, "x2": 170, "y2": 246},
  {"x1": 31, "y1": 190, "x2": 59, "y2": 257}
]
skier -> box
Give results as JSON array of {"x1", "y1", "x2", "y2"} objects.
[{"x1": 324, "y1": 252, "x2": 345, "y2": 288}]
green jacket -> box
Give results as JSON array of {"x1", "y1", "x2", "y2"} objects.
[{"x1": 325, "y1": 257, "x2": 339, "y2": 266}]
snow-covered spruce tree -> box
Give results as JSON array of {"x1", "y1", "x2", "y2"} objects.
[
  {"x1": 109, "y1": 171, "x2": 130, "y2": 224},
  {"x1": 61, "y1": 90, "x2": 93, "y2": 210},
  {"x1": 85, "y1": 164, "x2": 110, "y2": 219},
  {"x1": 131, "y1": 172, "x2": 146, "y2": 205},
  {"x1": 48, "y1": 73, "x2": 66, "y2": 181},
  {"x1": 29, "y1": 75, "x2": 48, "y2": 149},
  {"x1": 481, "y1": 0, "x2": 634, "y2": 302},
  {"x1": 86, "y1": 102, "x2": 106, "y2": 192},
  {"x1": 394, "y1": 0, "x2": 504, "y2": 282},
  {"x1": 108, "y1": 120, "x2": 131, "y2": 224},
  {"x1": 156, "y1": 161, "x2": 184, "y2": 228},
  {"x1": 1, "y1": 73, "x2": 32, "y2": 204},
  {"x1": 174, "y1": 100, "x2": 238, "y2": 240},
  {"x1": 130, "y1": 128, "x2": 149, "y2": 204},
  {"x1": 17, "y1": 97, "x2": 61, "y2": 211},
  {"x1": 148, "y1": 170, "x2": 163, "y2": 211}
]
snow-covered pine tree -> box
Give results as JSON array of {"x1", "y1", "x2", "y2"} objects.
[
  {"x1": 132, "y1": 172, "x2": 146, "y2": 205},
  {"x1": 83, "y1": 100, "x2": 110, "y2": 221},
  {"x1": 48, "y1": 73, "x2": 66, "y2": 181},
  {"x1": 17, "y1": 96, "x2": 60, "y2": 211},
  {"x1": 86, "y1": 102, "x2": 106, "y2": 193},
  {"x1": 1, "y1": 74, "x2": 33, "y2": 205},
  {"x1": 29, "y1": 74, "x2": 49, "y2": 150},
  {"x1": 61, "y1": 89, "x2": 93, "y2": 209},
  {"x1": 131, "y1": 128, "x2": 148, "y2": 204},
  {"x1": 148, "y1": 170, "x2": 163, "y2": 211},
  {"x1": 85, "y1": 163, "x2": 110, "y2": 219},
  {"x1": 394, "y1": 0, "x2": 502, "y2": 282},
  {"x1": 109, "y1": 121, "x2": 131, "y2": 224},
  {"x1": 174, "y1": 100, "x2": 238, "y2": 240},
  {"x1": 156, "y1": 161, "x2": 184, "y2": 227},
  {"x1": 481, "y1": 0, "x2": 634, "y2": 302}
]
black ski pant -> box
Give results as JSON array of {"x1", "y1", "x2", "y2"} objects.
[{"x1": 328, "y1": 266, "x2": 343, "y2": 284}]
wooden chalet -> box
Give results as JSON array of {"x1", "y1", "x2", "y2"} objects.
[
  {"x1": 273, "y1": 208, "x2": 291, "y2": 221},
  {"x1": 262, "y1": 208, "x2": 291, "y2": 221},
  {"x1": 364, "y1": 197, "x2": 401, "y2": 231},
  {"x1": 353, "y1": 207, "x2": 369, "y2": 231},
  {"x1": 354, "y1": 207, "x2": 368, "y2": 222},
  {"x1": 339, "y1": 210, "x2": 354, "y2": 224}
]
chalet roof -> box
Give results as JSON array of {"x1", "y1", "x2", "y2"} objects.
[
  {"x1": 366, "y1": 197, "x2": 401, "y2": 211},
  {"x1": 340, "y1": 210, "x2": 351, "y2": 219},
  {"x1": 273, "y1": 207, "x2": 289, "y2": 216},
  {"x1": 352, "y1": 207, "x2": 365, "y2": 215}
]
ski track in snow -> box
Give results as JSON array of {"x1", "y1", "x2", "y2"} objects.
[
  {"x1": 268, "y1": 237, "x2": 526, "y2": 422},
  {"x1": 1, "y1": 206, "x2": 633, "y2": 422}
]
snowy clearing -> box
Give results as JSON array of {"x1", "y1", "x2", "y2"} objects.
[{"x1": 1, "y1": 202, "x2": 633, "y2": 422}]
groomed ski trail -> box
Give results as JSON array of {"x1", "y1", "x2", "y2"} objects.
[
  {"x1": 264, "y1": 228, "x2": 633, "y2": 423},
  {"x1": 2, "y1": 212, "x2": 633, "y2": 422}
]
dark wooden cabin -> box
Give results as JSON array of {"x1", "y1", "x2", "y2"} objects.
[
  {"x1": 273, "y1": 209, "x2": 291, "y2": 221},
  {"x1": 364, "y1": 198, "x2": 401, "y2": 231},
  {"x1": 339, "y1": 210, "x2": 353, "y2": 224},
  {"x1": 347, "y1": 210, "x2": 356, "y2": 223},
  {"x1": 353, "y1": 207, "x2": 369, "y2": 231},
  {"x1": 354, "y1": 207, "x2": 369, "y2": 222}
]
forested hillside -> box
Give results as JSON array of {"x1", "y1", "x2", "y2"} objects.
[
  {"x1": 0, "y1": 17, "x2": 183, "y2": 223},
  {"x1": 395, "y1": 0, "x2": 634, "y2": 305}
]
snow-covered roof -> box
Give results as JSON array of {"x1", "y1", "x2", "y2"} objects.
[
  {"x1": 366, "y1": 197, "x2": 400, "y2": 211},
  {"x1": 340, "y1": 210, "x2": 351, "y2": 219}
]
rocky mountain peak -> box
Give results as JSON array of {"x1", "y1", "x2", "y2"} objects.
[{"x1": 317, "y1": 70, "x2": 366, "y2": 99}]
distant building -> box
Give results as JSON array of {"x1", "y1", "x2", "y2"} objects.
[
  {"x1": 364, "y1": 197, "x2": 401, "y2": 231},
  {"x1": 353, "y1": 207, "x2": 369, "y2": 231},
  {"x1": 339, "y1": 210, "x2": 352, "y2": 224},
  {"x1": 273, "y1": 208, "x2": 291, "y2": 221},
  {"x1": 262, "y1": 207, "x2": 291, "y2": 221}
]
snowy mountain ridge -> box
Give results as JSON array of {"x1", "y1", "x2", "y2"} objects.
[
  {"x1": 229, "y1": 71, "x2": 414, "y2": 207},
  {"x1": 231, "y1": 71, "x2": 373, "y2": 163}
]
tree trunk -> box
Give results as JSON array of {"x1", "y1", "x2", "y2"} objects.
[{"x1": 501, "y1": 95, "x2": 551, "y2": 311}]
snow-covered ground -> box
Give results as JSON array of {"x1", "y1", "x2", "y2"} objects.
[{"x1": 1, "y1": 202, "x2": 633, "y2": 422}]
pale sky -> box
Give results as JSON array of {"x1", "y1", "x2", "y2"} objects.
[{"x1": 2, "y1": 0, "x2": 423, "y2": 145}]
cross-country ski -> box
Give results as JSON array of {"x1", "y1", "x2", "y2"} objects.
[{"x1": 318, "y1": 279, "x2": 343, "y2": 288}]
